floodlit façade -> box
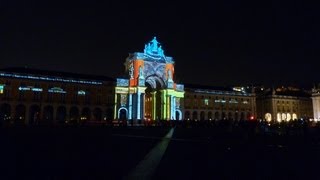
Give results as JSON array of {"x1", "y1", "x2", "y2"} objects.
[{"x1": 0, "y1": 37, "x2": 317, "y2": 126}]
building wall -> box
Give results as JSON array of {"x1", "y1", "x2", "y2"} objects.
[
  {"x1": 0, "y1": 75, "x2": 115, "y2": 125},
  {"x1": 0, "y1": 70, "x2": 315, "y2": 125},
  {"x1": 256, "y1": 94, "x2": 313, "y2": 122},
  {"x1": 183, "y1": 89, "x2": 256, "y2": 121}
]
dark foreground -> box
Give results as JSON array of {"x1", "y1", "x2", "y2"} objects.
[{"x1": 1, "y1": 125, "x2": 320, "y2": 180}]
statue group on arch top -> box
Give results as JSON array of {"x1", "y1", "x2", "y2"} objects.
[{"x1": 144, "y1": 37, "x2": 165, "y2": 57}]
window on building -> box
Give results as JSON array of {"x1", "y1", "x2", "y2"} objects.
[
  {"x1": 4, "y1": 88, "x2": 10, "y2": 98},
  {"x1": 106, "y1": 95, "x2": 112, "y2": 105},
  {"x1": 33, "y1": 91, "x2": 41, "y2": 101},
  {"x1": 73, "y1": 93, "x2": 78, "y2": 103},
  {"x1": 47, "y1": 93, "x2": 53, "y2": 102},
  {"x1": 193, "y1": 99, "x2": 198, "y2": 106},
  {"x1": 78, "y1": 90, "x2": 86, "y2": 95},
  {"x1": 0, "y1": 84, "x2": 4, "y2": 94},
  {"x1": 85, "y1": 89, "x2": 90, "y2": 103},
  {"x1": 204, "y1": 99, "x2": 209, "y2": 106},
  {"x1": 97, "y1": 96, "x2": 101, "y2": 105},
  {"x1": 19, "y1": 89, "x2": 25, "y2": 100},
  {"x1": 61, "y1": 93, "x2": 66, "y2": 103},
  {"x1": 33, "y1": 83, "x2": 41, "y2": 101}
]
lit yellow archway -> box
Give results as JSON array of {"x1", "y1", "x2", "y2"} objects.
[{"x1": 265, "y1": 113, "x2": 272, "y2": 122}]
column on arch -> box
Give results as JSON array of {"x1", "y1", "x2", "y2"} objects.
[
  {"x1": 151, "y1": 91, "x2": 157, "y2": 120},
  {"x1": 128, "y1": 93, "x2": 133, "y2": 120},
  {"x1": 141, "y1": 92, "x2": 145, "y2": 120},
  {"x1": 166, "y1": 94, "x2": 171, "y2": 120},
  {"x1": 173, "y1": 96, "x2": 177, "y2": 120},
  {"x1": 170, "y1": 95, "x2": 175, "y2": 120},
  {"x1": 137, "y1": 91, "x2": 141, "y2": 120},
  {"x1": 114, "y1": 93, "x2": 118, "y2": 119},
  {"x1": 161, "y1": 90, "x2": 167, "y2": 120}
]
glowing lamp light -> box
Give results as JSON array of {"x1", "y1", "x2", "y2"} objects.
[{"x1": 250, "y1": 116, "x2": 254, "y2": 120}]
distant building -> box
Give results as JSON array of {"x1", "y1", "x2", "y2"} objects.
[
  {"x1": 0, "y1": 67, "x2": 115, "y2": 125},
  {"x1": 183, "y1": 84, "x2": 256, "y2": 121},
  {"x1": 256, "y1": 87, "x2": 313, "y2": 122}
]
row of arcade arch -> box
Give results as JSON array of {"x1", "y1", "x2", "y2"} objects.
[
  {"x1": 264, "y1": 113, "x2": 298, "y2": 122},
  {"x1": 117, "y1": 107, "x2": 183, "y2": 120},
  {"x1": 0, "y1": 103, "x2": 113, "y2": 125},
  {"x1": 184, "y1": 111, "x2": 253, "y2": 121}
]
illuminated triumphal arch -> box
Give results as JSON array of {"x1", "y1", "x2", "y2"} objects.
[{"x1": 114, "y1": 37, "x2": 185, "y2": 121}]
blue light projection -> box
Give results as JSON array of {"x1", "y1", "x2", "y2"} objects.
[
  {"x1": 144, "y1": 61, "x2": 166, "y2": 80},
  {"x1": 77, "y1": 90, "x2": 86, "y2": 95},
  {"x1": 48, "y1": 87, "x2": 66, "y2": 93},
  {"x1": 19, "y1": 86, "x2": 43, "y2": 92},
  {"x1": 0, "y1": 73, "x2": 103, "y2": 85},
  {"x1": 215, "y1": 99, "x2": 226, "y2": 103},
  {"x1": 144, "y1": 37, "x2": 165, "y2": 57},
  {"x1": 194, "y1": 90, "x2": 249, "y2": 96},
  {"x1": 0, "y1": 84, "x2": 4, "y2": 94},
  {"x1": 129, "y1": 37, "x2": 174, "y2": 63},
  {"x1": 117, "y1": 78, "x2": 129, "y2": 86},
  {"x1": 176, "y1": 84, "x2": 184, "y2": 91}
]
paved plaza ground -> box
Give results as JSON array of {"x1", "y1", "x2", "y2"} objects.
[{"x1": 1, "y1": 124, "x2": 320, "y2": 179}]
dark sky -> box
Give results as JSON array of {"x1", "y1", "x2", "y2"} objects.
[{"x1": 1, "y1": 0, "x2": 319, "y2": 88}]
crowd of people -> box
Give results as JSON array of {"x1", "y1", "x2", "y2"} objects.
[
  {"x1": 103, "y1": 118, "x2": 320, "y2": 136},
  {"x1": 3, "y1": 117, "x2": 320, "y2": 137}
]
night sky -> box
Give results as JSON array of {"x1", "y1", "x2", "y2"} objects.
[{"x1": 1, "y1": 0, "x2": 319, "y2": 88}]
